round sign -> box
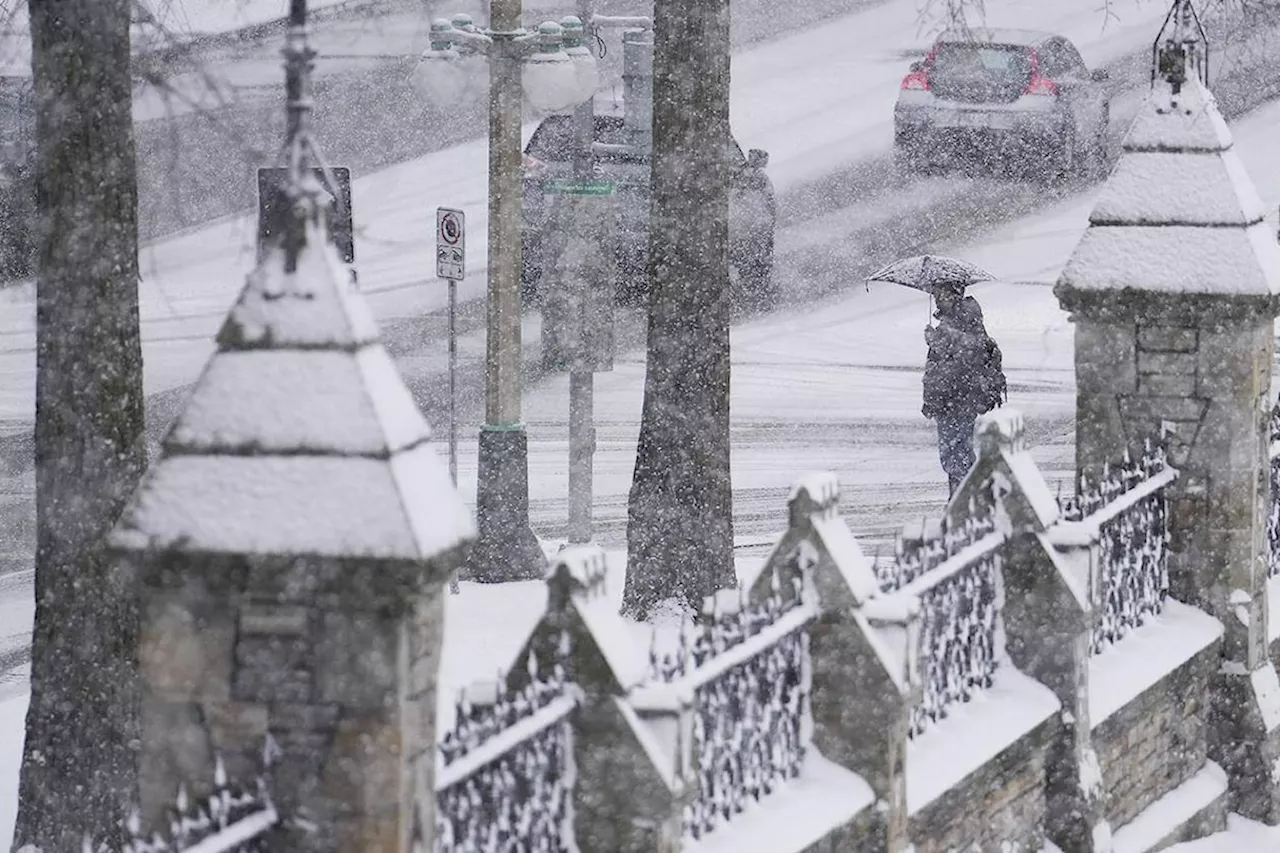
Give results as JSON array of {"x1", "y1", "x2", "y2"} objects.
[{"x1": 441, "y1": 213, "x2": 462, "y2": 245}]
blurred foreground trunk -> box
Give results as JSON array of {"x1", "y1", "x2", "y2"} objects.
[
  {"x1": 623, "y1": 0, "x2": 736, "y2": 618},
  {"x1": 15, "y1": 0, "x2": 146, "y2": 847}
]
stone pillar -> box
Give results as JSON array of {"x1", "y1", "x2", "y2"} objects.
[
  {"x1": 1055, "y1": 71, "x2": 1280, "y2": 821},
  {"x1": 763, "y1": 476, "x2": 918, "y2": 852},
  {"x1": 111, "y1": 203, "x2": 473, "y2": 849},
  {"x1": 948, "y1": 411, "x2": 1110, "y2": 849}
]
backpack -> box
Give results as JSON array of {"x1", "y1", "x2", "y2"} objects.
[{"x1": 979, "y1": 333, "x2": 1007, "y2": 413}]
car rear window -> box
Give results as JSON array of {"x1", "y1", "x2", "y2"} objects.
[{"x1": 930, "y1": 43, "x2": 1033, "y2": 87}]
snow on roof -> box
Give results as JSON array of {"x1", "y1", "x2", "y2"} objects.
[
  {"x1": 113, "y1": 210, "x2": 473, "y2": 562},
  {"x1": 811, "y1": 514, "x2": 880, "y2": 603},
  {"x1": 113, "y1": 443, "x2": 471, "y2": 560},
  {"x1": 1121, "y1": 78, "x2": 1231, "y2": 154},
  {"x1": 1090, "y1": 150, "x2": 1265, "y2": 228},
  {"x1": 936, "y1": 28, "x2": 1051, "y2": 47},
  {"x1": 166, "y1": 345, "x2": 432, "y2": 455},
  {"x1": 576, "y1": 590, "x2": 652, "y2": 691},
  {"x1": 217, "y1": 222, "x2": 379, "y2": 350},
  {"x1": 612, "y1": 699, "x2": 682, "y2": 793},
  {"x1": 1088, "y1": 600, "x2": 1222, "y2": 727},
  {"x1": 1060, "y1": 75, "x2": 1280, "y2": 301},
  {"x1": 1001, "y1": 450, "x2": 1061, "y2": 530},
  {"x1": 906, "y1": 666, "x2": 1059, "y2": 814},
  {"x1": 1058, "y1": 222, "x2": 1280, "y2": 297},
  {"x1": 681, "y1": 752, "x2": 874, "y2": 853}
]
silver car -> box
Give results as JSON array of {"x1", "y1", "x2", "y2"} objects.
[{"x1": 893, "y1": 29, "x2": 1110, "y2": 180}]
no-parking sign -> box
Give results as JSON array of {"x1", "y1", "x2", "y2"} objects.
[{"x1": 436, "y1": 207, "x2": 465, "y2": 281}]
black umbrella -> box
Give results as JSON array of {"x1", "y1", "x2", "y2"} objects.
[{"x1": 866, "y1": 254, "x2": 997, "y2": 297}]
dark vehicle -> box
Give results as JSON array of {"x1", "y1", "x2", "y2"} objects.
[
  {"x1": 893, "y1": 29, "x2": 1110, "y2": 180},
  {"x1": 520, "y1": 107, "x2": 777, "y2": 304}
]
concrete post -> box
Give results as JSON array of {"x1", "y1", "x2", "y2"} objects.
[
  {"x1": 1055, "y1": 70, "x2": 1280, "y2": 821},
  {"x1": 111, "y1": 201, "x2": 473, "y2": 850}
]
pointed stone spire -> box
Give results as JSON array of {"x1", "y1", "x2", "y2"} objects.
[
  {"x1": 112, "y1": 8, "x2": 466, "y2": 845},
  {"x1": 1059, "y1": 73, "x2": 1280, "y2": 300},
  {"x1": 111, "y1": 4, "x2": 472, "y2": 564}
]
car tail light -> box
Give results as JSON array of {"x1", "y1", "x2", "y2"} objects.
[
  {"x1": 522, "y1": 153, "x2": 549, "y2": 177},
  {"x1": 1024, "y1": 50, "x2": 1058, "y2": 96},
  {"x1": 901, "y1": 70, "x2": 930, "y2": 91}
]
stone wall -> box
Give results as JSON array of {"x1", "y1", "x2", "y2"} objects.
[
  {"x1": 1094, "y1": 643, "x2": 1218, "y2": 830},
  {"x1": 909, "y1": 719, "x2": 1052, "y2": 853},
  {"x1": 133, "y1": 550, "x2": 434, "y2": 853}
]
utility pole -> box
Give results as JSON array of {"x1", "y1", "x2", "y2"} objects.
[{"x1": 469, "y1": 0, "x2": 545, "y2": 581}]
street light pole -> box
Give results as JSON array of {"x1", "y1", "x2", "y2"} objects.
[
  {"x1": 566, "y1": 0, "x2": 596, "y2": 544},
  {"x1": 470, "y1": 0, "x2": 545, "y2": 581}
]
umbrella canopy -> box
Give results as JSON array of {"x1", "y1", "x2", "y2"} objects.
[{"x1": 867, "y1": 255, "x2": 997, "y2": 297}]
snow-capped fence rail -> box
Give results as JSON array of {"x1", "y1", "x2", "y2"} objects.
[
  {"x1": 435, "y1": 659, "x2": 579, "y2": 851},
  {"x1": 83, "y1": 748, "x2": 281, "y2": 853},
  {"x1": 1059, "y1": 442, "x2": 1174, "y2": 653},
  {"x1": 629, "y1": 570, "x2": 816, "y2": 842},
  {"x1": 435, "y1": 705, "x2": 576, "y2": 852},
  {"x1": 875, "y1": 514, "x2": 1002, "y2": 737}
]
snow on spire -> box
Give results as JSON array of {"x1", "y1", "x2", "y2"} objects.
[
  {"x1": 109, "y1": 0, "x2": 473, "y2": 564},
  {"x1": 1057, "y1": 0, "x2": 1280, "y2": 300}
]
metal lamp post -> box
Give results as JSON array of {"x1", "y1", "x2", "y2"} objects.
[{"x1": 414, "y1": 11, "x2": 593, "y2": 581}]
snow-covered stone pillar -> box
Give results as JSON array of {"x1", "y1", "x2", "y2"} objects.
[
  {"x1": 765, "y1": 476, "x2": 917, "y2": 852},
  {"x1": 1056, "y1": 73, "x2": 1280, "y2": 821},
  {"x1": 110, "y1": 191, "x2": 473, "y2": 849}
]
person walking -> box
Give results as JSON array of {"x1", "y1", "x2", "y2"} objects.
[{"x1": 921, "y1": 283, "x2": 1007, "y2": 496}]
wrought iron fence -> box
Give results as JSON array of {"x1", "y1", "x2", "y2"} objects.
[
  {"x1": 435, "y1": 639, "x2": 577, "y2": 852},
  {"x1": 683, "y1": 630, "x2": 809, "y2": 840},
  {"x1": 647, "y1": 568, "x2": 805, "y2": 683},
  {"x1": 870, "y1": 493, "x2": 1002, "y2": 737},
  {"x1": 1059, "y1": 441, "x2": 1172, "y2": 653},
  {"x1": 907, "y1": 543, "x2": 1001, "y2": 737},
  {"x1": 439, "y1": 646, "x2": 572, "y2": 768},
  {"x1": 1058, "y1": 440, "x2": 1169, "y2": 522},
  {"x1": 1091, "y1": 486, "x2": 1168, "y2": 652},
  {"x1": 1269, "y1": 397, "x2": 1280, "y2": 577},
  {"x1": 435, "y1": 719, "x2": 573, "y2": 853},
  {"x1": 84, "y1": 743, "x2": 282, "y2": 853},
  {"x1": 875, "y1": 493, "x2": 999, "y2": 593}
]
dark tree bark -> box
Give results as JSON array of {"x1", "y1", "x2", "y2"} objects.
[
  {"x1": 15, "y1": 0, "x2": 146, "y2": 847},
  {"x1": 622, "y1": 0, "x2": 736, "y2": 619}
]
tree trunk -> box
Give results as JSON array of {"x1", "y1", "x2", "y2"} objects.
[
  {"x1": 15, "y1": 0, "x2": 146, "y2": 847},
  {"x1": 622, "y1": 0, "x2": 735, "y2": 619}
]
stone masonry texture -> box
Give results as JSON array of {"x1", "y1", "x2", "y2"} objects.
[
  {"x1": 909, "y1": 718, "x2": 1051, "y2": 853},
  {"x1": 131, "y1": 550, "x2": 439, "y2": 852},
  {"x1": 1094, "y1": 643, "x2": 1217, "y2": 830}
]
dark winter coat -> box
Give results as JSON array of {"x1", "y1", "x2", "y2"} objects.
[{"x1": 922, "y1": 295, "x2": 1004, "y2": 420}]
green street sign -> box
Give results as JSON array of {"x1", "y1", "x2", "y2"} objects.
[{"x1": 545, "y1": 179, "x2": 615, "y2": 196}]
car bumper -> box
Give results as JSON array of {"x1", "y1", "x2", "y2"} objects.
[{"x1": 895, "y1": 103, "x2": 1066, "y2": 145}]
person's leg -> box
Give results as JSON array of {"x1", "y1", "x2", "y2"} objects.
[{"x1": 936, "y1": 416, "x2": 977, "y2": 495}]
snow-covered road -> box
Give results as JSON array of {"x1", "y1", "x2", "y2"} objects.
[{"x1": 0, "y1": 0, "x2": 1173, "y2": 431}]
